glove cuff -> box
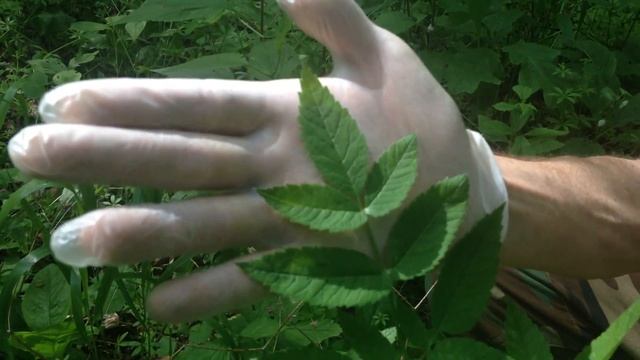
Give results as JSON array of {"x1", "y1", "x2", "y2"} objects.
[{"x1": 466, "y1": 130, "x2": 509, "y2": 241}]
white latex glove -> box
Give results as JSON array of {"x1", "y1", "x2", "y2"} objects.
[{"x1": 8, "y1": 0, "x2": 507, "y2": 322}]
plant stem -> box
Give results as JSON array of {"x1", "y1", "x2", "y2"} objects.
[{"x1": 364, "y1": 222, "x2": 382, "y2": 264}]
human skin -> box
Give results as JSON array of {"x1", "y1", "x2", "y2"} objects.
[{"x1": 497, "y1": 155, "x2": 640, "y2": 279}]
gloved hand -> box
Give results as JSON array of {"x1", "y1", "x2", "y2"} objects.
[{"x1": 8, "y1": 0, "x2": 507, "y2": 322}]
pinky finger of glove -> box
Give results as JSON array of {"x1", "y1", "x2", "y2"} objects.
[{"x1": 147, "y1": 257, "x2": 267, "y2": 323}]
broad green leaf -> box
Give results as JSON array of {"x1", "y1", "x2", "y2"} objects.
[
  {"x1": 125, "y1": 21, "x2": 146, "y2": 40},
  {"x1": 479, "y1": 115, "x2": 512, "y2": 140},
  {"x1": 504, "y1": 42, "x2": 560, "y2": 100},
  {"x1": 152, "y1": 53, "x2": 246, "y2": 78},
  {"x1": 364, "y1": 134, "x2": 418, "y2": 217},
  {"x1": 576, "y1": 298, "x2": 640, "y2": 360},
  {"x1": 430, "y1": 338, "x2": 508, "y2": 360},
  {"x1": 239, "y1": 247, "x2": 391, "y2": 308},
  {"x1": 493, "y1": 102, "x2": 518, "y2": 112},
  {"x1": 513, "y1": 85, "x2": 535, "y2": 101},
  {"x1": 248, "y1": 40, "x2": 299, "y2": 80},
  {"x1": 188, "y1": 322, "x2": 214, "y2": 343},
  {"x1": 375, "y1": 11, "x2": 416, "y2": 34},
  {"x1": 0, "y1": 83, "x2": 18, "y2": 129},
  {"x1": 299, "y1": 67, "x2": 370, "y2": 198},
  {"x1": 53, "y1": 69, "x2": 82, "y2": 85},
  {"x1": 240, "y1": 317, "x2": 278, "y2": 339},
  {"x1": 285, "y1": 319, "x2": 342, "y2": 345},
  {"x1": 263, "y1": 348, "x2": 350, "y2": 360},
  {"x1": 386, "y1": 176, "x2": 469, "y2": 281},
  {"x1": 615, "y1": 93, "x2": 640, "y2": 126},
  {"x1": 0, "y1": 180, "x2": 54, "y2": 227},
  {"x1": 509, "y1": 136, "x2": 531, "y2": 156},
  {"x1": 482, "y1": 9, "x2": 523, "y2": 37},
  {"x1": 174, "y1": 342, "x2": 232, "y2": 360},
  {"x1": 527, "y1": 138, "x2": 564, "y2": 155},
  {"x1": 18, "y1": 71, "x2": 47, "y2": 99},
  {"x1": 9, "y1": 322, "x2": 78, "y2": 359},
  {"x1": 505, "y1": 302, "x2": 552, "y2": 360},
  {"x1": 113, "y1": 0, "x2": 230, "y2": 23},
  {"x1": 431, "y1": 206, "x2": 504, "y2": 334},
  {"x1": 0, "y1": 247, "x2": 50, "y2": 353},
  {"x1": 258, "y1": 185, "x2": 367, "y2": 232},
  {"x1": 560, "y1": 138, "x2": 605, "y2": 156},
  {"x1": 525, "y1": 127, "x2": 569, "y2": 137},
  {"x1": 440, "y1": 48, "x2": 503, "y2": 94},
  {"x1": 22, "y1": 264, "x2": 71, "y2": 331},
  {"x1": 337, "y1": 312, "x2": 400, "y2": 360},
  {"x1": 69, "y1": 21, "x2": 109, "y2": 32}
]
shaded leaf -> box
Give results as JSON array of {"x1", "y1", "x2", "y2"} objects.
[
  {"x1": 0, "y1": 180, "x2": 53, "y2": 229},
  {"x1": 431, "y1": 206, "x2": 504, "y2": 334},
  {"x1": 388, "y1": 296, "x2": 436, "y2": 349},
  {"x1": 364, "y1": 134, "x2": 418, "y2": 217},
  {"x1": 299, "y1": 67, "x2": 370, "y2": 198},
  {"x1": 22, "y1": 264, "x2": 71, "y2": 331},
  {"x1": 283, "y1": 319, "x2": 342, "y2": 345},
  {"x1": 506, "y1": 301, "x2": 552, "y2": 360},
  {"x1": 431, "y1": 338, "x2": 508, "y2": 360},
  {"x1": 240, "y1": 317, "x2": 278, "y2": 339},
  {"x1": 560, "y1": 138, "x2": 605, "y2": 156},
  {"x1": 152, "y1": 53, "x2": 247, "y2": 78},
  {"x1": 258, "y1": 185, "x2": 366, "y2": 233},
  {"x1": 263, "y1": 348, "x2": 350, "y2": 360},
  {"x1": 113, "y1": 0, "x2": 230, "y2": 23},
  {"x1": 376, "y1": 11, "x2": 416, "y2": 34},
  {"x1": 240, "y1": 247, "x2": 391, "y2": 308},
  {"x1": 338, "y1": 312, "x2": 400, "y2": 360},
  {"x1": 479, "y1": 115, "x2": 512, "y2": 140},
  {"x1": 9, "y1": 322, "x2": 78, "y2": 359},
  {"x1": 440, "y1": 48, "x2": 503, "y2": 94},
  {"x1": 386, "y1": 176, "x2": 469, "y2": 281},
  {"x1": 504, "y1": 41, "x2": 560, "y2": 100}
]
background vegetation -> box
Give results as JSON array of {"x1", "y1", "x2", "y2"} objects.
[{"x1": 1, "y1": 0, "x2": 639, "y2": 358}]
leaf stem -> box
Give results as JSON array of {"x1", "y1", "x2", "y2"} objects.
[{"x1": 364, "y1": 222, "x2": 382, "y2": 264}]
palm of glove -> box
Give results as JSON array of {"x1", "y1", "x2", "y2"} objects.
[{"x1": 8, "y1": 0, "x2": 496, "y2": 322}]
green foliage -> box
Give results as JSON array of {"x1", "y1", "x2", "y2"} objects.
[
  {"x1": 385, "y1": 175, "x2": 469, "y2": 281},
  {"x1": 21, "y1": 264, "x2": 71, "y2": 331},
  {"x1": 239, "y1": 247, "x2": 391, "y2": 307},
  {"x1": 505, "y1": 301, "x2": 553, "y2": 360},
  {"x1": 430, "y1": 337, "x2": 508, "y2": 360},
  {"x1": 258, "y1": 185, "x2": 367, "y2": 233},
  {"x1": 298, "y1": 67, "x2": 370, "y2": 198},
  {"x1": 364, "y1": 134, "x2": 418, "y2": 217},
  {"x1": 430, "y1": 206, "x2": 504, "y2": 334}
]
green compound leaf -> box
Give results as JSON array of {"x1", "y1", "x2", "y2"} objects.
[
  {"x1": 506, "y1": 301, "x2": 552, "y2": 360},
  {"x1": 21, "y1": 264, "x2": 71, "y2": 331},
  {"x1": 258, "y1": 185, "x2": 367, "y2": 233},
  {"x1": 364, "y1": 134, "x2": 418, "y2": 217},
  {"x1": 576, "y1": 298, "x2": 640, "y2": 360},
  {"x1": 385, "y1": 175, "x2": 469, "y2": 281},
  {"x1": 430, "y1": 338, "x2": 508, "y2": 360},
  {"x1": 337, "y1": 312, "x2": 400, "y2": 360},
  {"x1": 431, "y1": 205, "x2": 504, "y2": 334},
  {"x1": 299, "y1": 67, "x2": 370, "y2": 198},
  {"x1": 239, "y1": 247, "x2": 391, "y2": 308}
]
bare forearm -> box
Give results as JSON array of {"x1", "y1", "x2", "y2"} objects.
[{"x1": 497, "y1": 155, "x2": 640, "y2": 278}]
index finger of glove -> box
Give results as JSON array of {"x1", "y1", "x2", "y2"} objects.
[{"x1": 39, "y1": 78, "x2": 296, "y2": 135}]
